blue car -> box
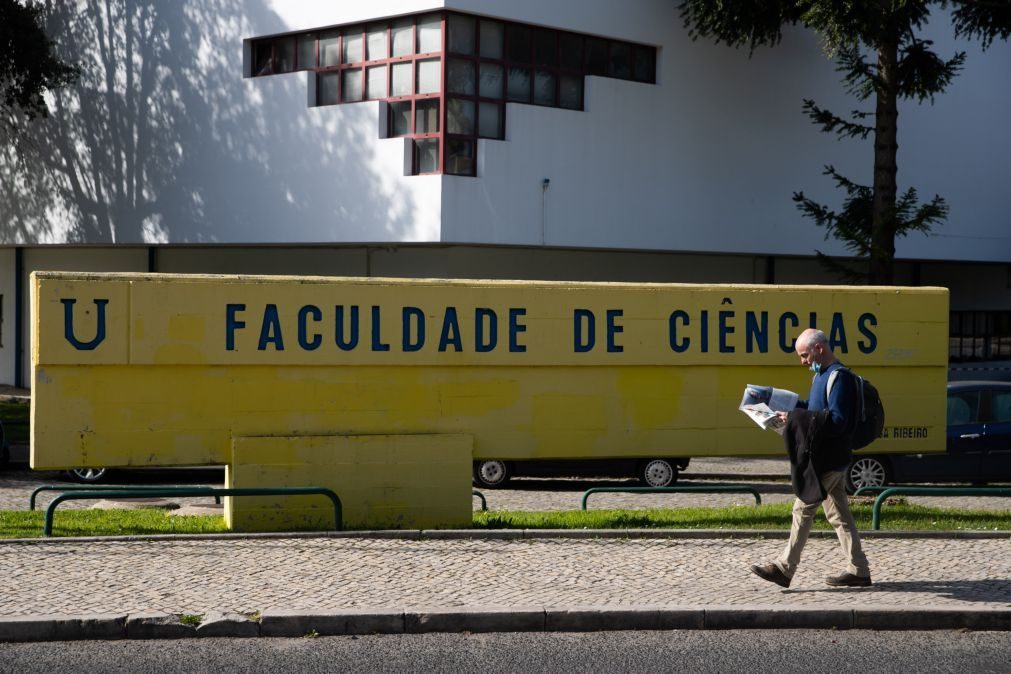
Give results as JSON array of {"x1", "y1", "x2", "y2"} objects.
[{"x1": 846, "y1": 381, "x2": 1011, "y2": 492}]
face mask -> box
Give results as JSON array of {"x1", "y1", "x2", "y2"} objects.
[{"x1": 809, "y1": 362, "x2": 822, "y2": 375}]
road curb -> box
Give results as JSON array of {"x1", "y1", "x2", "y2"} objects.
[
  {"x1": 1, "y1": 528, "x2": 1007, "y2": 545},
  {"x1": 2, "y1": 606, "x2": 1009, "y2": 642}
]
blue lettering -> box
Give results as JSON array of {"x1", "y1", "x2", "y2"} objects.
[
  {"x1": 607, "y1": 309, "x2": 623, "y2": 353},
  {"x1": 669, "y1": 310, "x2": 689, "y2": 353},
  {"x1": 700, "y1": 310, "x2": 709, "y2": 353},
  {"x1": 298, "y1": 305, "x2": 322, "y2": 351},
  {"x1": 574, "y1": 309, "x2": 595, "y2": 353},
  {"x1": 809, "y1": 311, "x2": 818, "y2": 329},
  {"x1": 439, "y1": 307, "x2": 463, "y2": 352},
  {"x1": 509, "y1": 308, "x2": 527, "y2": 353},
  {"x1": 403, "y1": 307, "x2": 425, "y2": 352},
  {"x1": 829, "y1": 312, "x2": 848, "y2": 353},
  {"x1": 745, "y1": 311, "x2": 768, "y2": 353},
  {"x1": 780, "y1": 312, "x2": 799, "y2": 352},
  {"x1": 225, "y1": 303, "x2": 245, "y2": 352},
  {"x1": 335, "y1": 305, "x2": 359, "y2": 351},
  {"x1": 62, "y1": 299, "x2": 109, "y2": 351},
  {"x1": 475, "y1": 308, "x2": 497, "y2": 353},
  {"x1": 258, "y1": 304, "x2": 284, "y2": 351},
  {"x1": 371, "y1": 305, "x2": 390, "y2": 352},
  {"x1": 719, "y1": 310, "x2": 735, "y2": 353},
  {"x1": 858, "y1": 313, "x2": 878, "y2": 354}
]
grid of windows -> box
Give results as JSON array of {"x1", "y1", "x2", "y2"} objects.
[
  {"x1": 251, "y1": 12, "x2": 656, "y2": 176},
  {"x1": 949, "y1": 311, "x2": 1011, "y2": 362}
]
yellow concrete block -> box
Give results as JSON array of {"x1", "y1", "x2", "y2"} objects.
[{"x1": 226, "y1": 434, "x2": 472, "y2": 531}]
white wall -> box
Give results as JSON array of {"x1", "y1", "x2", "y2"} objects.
[{"x1": 442, "y1": 0, "x2": 1011, "y2": 263}]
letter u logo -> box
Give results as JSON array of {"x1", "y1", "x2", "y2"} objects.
[{"x1": 62, "y1": 299, "x2": 109, "y2": 350}]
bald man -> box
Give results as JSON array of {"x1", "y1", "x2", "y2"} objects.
[{"x1": 750, "y1": 328, "x2": 872, "y2": 589}]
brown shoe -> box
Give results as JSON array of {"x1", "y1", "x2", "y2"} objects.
[
  {"x1": 750, "y1": 563, "x2": 791, "y2": 588},
  {"x1": 825, "y1": 572, "x2": 872, "y2": 587}
]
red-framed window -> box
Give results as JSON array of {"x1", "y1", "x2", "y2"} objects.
[{"x1": 250, "y1": 12, "x2": 656, "y2": 176}]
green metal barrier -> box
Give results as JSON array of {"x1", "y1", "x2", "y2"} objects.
[
  {"x1": 43, "y1": 487, "x2": 343, "y2": 536},
  {"x1": 852, "y1": 486, "x2": 892, "y2": 498},
  {"x1": 581, "y1": 485, "x2": 762, "y2": 510},
  {"x1": 30, "y1": 484, "x2": 223, "y2": 511},
  {"x1": 472, "y1": 490, "x2": 488, "y2": 511},
  {"x1": 871, "y1": 486, "x2": 1011, "y2": 530}
]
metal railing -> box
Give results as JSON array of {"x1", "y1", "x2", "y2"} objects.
[
  {"x1": 472, "y1": 490, "x2": 488, "y2": 511},
  {"x1": 862, "y1": 486, "x2": 1011, "y2": 530},
  {"x1": 581, "y1": 485, "x2": 762, "y2": 510},
  {"x1": 30, "y1": 484, "x2": 223, "y2": 511},
  {"x1": 42, "y1": 486, "x2": 343, "y2": 536}
]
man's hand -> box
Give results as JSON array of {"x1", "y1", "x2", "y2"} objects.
[{"x1": 775, "y1": 411, "x2": 790, "y2": 422}]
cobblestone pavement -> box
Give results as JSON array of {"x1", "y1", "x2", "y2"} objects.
[{"x1": 0, "y1": 536, "x2": 1009, "y2": 617}]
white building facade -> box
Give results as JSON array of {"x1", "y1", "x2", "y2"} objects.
[{"x1": 1, "y1": 0, "x2": 1009, "y2": 386}]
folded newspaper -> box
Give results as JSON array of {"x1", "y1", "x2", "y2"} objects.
[{"x1": 739, "y1": 385, "x2": 799, "y2": 435}]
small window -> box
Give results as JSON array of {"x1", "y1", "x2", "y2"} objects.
[
  {"x1": 418, "y1": 14, "x2": 442, "y2": 54},
  {"x1": 586, "y1": 37, "x2": 608, "y2": 76},
  {"x1": 448, "y1": 14, "x2": 476, "y2": 55},
  {"x1": 253, "y1": 41, "x2": 273, "y2": 76},
  {"x1": 559, "y1": 33, "x2": 583, "y2": 71},
  {"x1": 447, "y1": 59, "x2": 475, "y2": 95},
  {"x1": 534, "y1": 29, "x2": 557, "y2": 68},
  {"x1": 534, "y1": 71, "x2": 556, "y2": 106},
  {"x1": 633, "y1": 46, "x2": 655, "y2": 83},
  {"x1": 506, "y1": 24, "x2": 532, "y2": 62},
  {"x1": 366, "y1": 65, "x2": 387, "y2": 100},
  {"x1": 415, "y1": 138, "x2": 439, "y2": 173},
  {"x1": 415, "y1": 99, "x2": 440, "y2": 134},
  {"x1": 274, "y1": 38, "x2": 295, "y2": 73},
  {"x1": 479, "y1": 20, "x2": 504, "y2": 59},
  {"x1": 507, "y1": 66, "x2": 531, "y2": 102},
  {"x1": 342, "y1": 68, "x2": 363, "y2": 102},
  {"x1": 367, "y1": 24, "x2": 387, "y2": 61},
  {"x1": 318, "y1": 72, "x2": 340, "y2": 105},
  {"x1": 296, "y1": 34, "x2": 316, "y2": 70},
  {"x1": 417, "y1": 59, "x2": 441, "y2": 94},
  {"x1": 392, "y1": 19, "x2": 414, "y2": 56},
  {"x1": 391, "y1": 62, "x2": 413, "y2": 97},
  {"x1": 609, "y1": 42, "x2": 633, "y2": 79},
  {"x1": 343, "y1": 27, "x2": 363, "y2": 64},
  {"x1": 478, "y1": 102, "x2": 503, "y2": 139},
  {"x1": 947, "y1": 391, "x2": 979, "y2": 426},
  {"x1": 993, "y1": 392, "x2": 1011, "y2": 423},
  {"x1": 559, "y1": 75, "x2": 582, "y2": 110},
  {"x1": 389, "y1": 101, "x2": 412, "y2": 136},
  {"x1": 320, "y1": 31, "x2": 340, "y2": 67},
  {"x1": 446, "y1": 138, "x2": 475, "y2": 176},
  {"x1": 479, "y1": 63, "x2": 504, "y2": 99},
  {"x1": 447, "y1": 98, "x2": 475, "y2": 135}
]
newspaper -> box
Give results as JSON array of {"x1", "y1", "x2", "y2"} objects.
[{"x1": 739, "y1": 385, "x2": 799, "y2": 435}]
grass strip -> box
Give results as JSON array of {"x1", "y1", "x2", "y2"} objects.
[{"x1": 1, "y1": 502, "x2": 1008, "y2": 539}]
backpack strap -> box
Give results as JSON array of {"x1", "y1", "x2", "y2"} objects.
[{"x1": 827, "y1": 366, "x2": 866, "y2": 422}]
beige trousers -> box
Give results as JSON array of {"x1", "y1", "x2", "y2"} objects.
[{"x1": 776, "y1": 470, "x2": 870, "y2": 579}]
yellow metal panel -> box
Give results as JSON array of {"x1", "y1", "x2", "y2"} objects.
[
  {"x1": 30, "y1": 272, "x2": 950, "y2": 530},
  {"x1": 226, "y1": 434, "x2": 472, "y2": 531}
]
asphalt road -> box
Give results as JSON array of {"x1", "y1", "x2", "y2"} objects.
[{"x1": 2, "y1": 630, "x2": 1010, "y2": 673}]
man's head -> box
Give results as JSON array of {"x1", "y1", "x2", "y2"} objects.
[{"x1": 795, "y1": 328, "x2": 836, "y2": 373}]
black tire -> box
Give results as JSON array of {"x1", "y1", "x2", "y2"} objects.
[
  {"x1": 473, "y1": 460, "x2": 511, "y2": 488},
  {"x1": 637, "y1": 458, "x2": 678, "y2": 488},
  {"x1": 846, "y1": 456, "x2": 889, "y2": 494},
  {"x1": 66, "y1": 468, "x2": 109, "y2": 484}
]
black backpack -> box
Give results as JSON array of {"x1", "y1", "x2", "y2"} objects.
[{"x1": 827, "y1": 367, "x2": 885, "y2": 450}]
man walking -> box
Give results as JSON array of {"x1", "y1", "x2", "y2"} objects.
[{"x1": 750, "y1": 328, "x2": 872, "y2": 588}]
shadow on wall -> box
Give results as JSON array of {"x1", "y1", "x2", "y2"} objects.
[{"x1": 0, "y1": 0, "x2": 419, "y2": 245}]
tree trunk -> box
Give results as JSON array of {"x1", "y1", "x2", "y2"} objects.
[{"x1": 870, "y1": 39, "x2": 899, "y2": 284}]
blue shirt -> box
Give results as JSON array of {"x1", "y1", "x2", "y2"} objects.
[{"x1": 798, "y1": 361, "x2": 858, "y2": 464}]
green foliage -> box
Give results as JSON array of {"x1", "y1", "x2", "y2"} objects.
[
  {"x1": 179, "y1": 614, "x2": 203, "y2": 626},
  {"x1": 0, "y1": 509, "x2": 228, "y2": 538},
  {"x1": 679, "y1": 0, "x2": 1011, "y2": 283},
  {"x1": 0, "y1": 0, "x2": 79, "y2": 122},
  {"x1": 473, "y1": 502, "x2": 1011, "y2": 531}
]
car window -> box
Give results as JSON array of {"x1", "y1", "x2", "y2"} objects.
[
  {"x1": 946, "y1": 390, "x2": 979, "y2": 426},
  {"x1": 991, "y1": 391, "x2": 1011, "y2": 423}
]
